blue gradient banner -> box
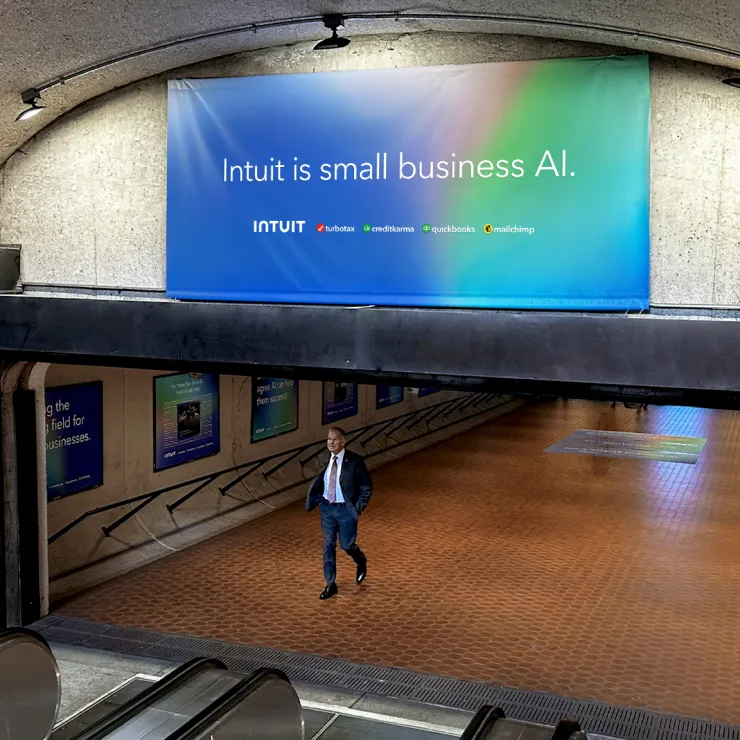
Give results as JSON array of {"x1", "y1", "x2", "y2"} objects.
[{"x1": 166, "y1": 55, "x2": 650, "y2": 309}]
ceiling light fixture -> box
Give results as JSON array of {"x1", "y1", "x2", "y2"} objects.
[
  {"x1": 314, "y1": 14, "x2": 350, "y2": 50},
  {"x1": 15, "y1": 88, "x2": 45, "y2": 122},
  {"x1": 722, "y1": 78, "x2": 740, "y2": 88}
]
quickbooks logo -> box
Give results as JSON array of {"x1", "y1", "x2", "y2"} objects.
[{"x1": 253, "y1": 220, "x2": 306, "y2": 233}]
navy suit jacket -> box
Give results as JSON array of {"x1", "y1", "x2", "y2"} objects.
[{"x1": 306, "y1": 449, "x2": 373, "y2": 519}]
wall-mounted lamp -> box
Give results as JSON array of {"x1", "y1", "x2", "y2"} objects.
[
  {"x1": 314, "y1": 14, "x2": 350, "y2": 50},
  {"x1": 15, "y1": 88, "x2": 45, "y2": 122}
]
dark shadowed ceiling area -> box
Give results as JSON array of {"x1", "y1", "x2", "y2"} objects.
[{"x1": 1, "y1": 0, "x2": 739, "y2": 164}]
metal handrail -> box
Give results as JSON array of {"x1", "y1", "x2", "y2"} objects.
[
  {"x1": 48, "y1": 393, "x2": 505, "y2": 546},
  {"x1": 69, "y1": 658, "x2": 227, "y2": 740},
  {"x1": 165, "y1": 668, "x2": 298, "y2": 740},
  {"x1": 460, "y1": 706, "x2": 506, "y2": 740}
]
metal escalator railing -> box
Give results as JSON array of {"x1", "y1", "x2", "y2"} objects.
[
  {"x1": 460, "y1": 706, "x2": 506, "y2": 739},
  {"x1": 67, "y1": 657, "x2": 228, "y2": 740},
  {"x1": 551, "y1": 719, "x2": 587, "y2": 740},
  {"x1": 164, "y1": 668, "x2": 303, "y2": 740},
  {"x1": 48, "y1": 392, "x2": 508, "y2": 546},
  {"x1": 461, "y1": 706, "x2": 587, "y2": 740},
  {"x1": 0, "y1": 627, "x2": 61, "y2": 740}
]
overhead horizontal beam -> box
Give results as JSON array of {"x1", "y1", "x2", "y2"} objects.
[{"x1": 2, "y1": 296, "x2": 740, "y2": 404}]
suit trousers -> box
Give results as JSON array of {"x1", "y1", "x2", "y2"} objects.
[{"x1": 320, "y1": 501, "x2": 364, "y2": 585}]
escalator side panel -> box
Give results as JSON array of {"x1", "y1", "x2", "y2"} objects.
[
  {"x1": 192, "y1": 680, "x2": 303, "y2": 740},
  {"x1": 482, "y1": 721, "x2": 554, "y2": 740},
  {"x1": 164, "y1": 670, "x2": 303, "y2": 740},
  {"x1": 105, "y1": 672, "x2": 243, "y2": 740},
  {"x1": 150, "y1": 672, "x2": 241, "y2": 714},
  {"x1": 68, "y1": 658, "x2": 227, "y2": 740},
  {"x1": 105, "y1": 709, "x2": 189, "y2": 740}
]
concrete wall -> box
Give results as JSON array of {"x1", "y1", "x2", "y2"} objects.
[
  {"x1": 45, "y1": 363, "x2": 521, "y2": 599},
  {"x1": 1, "y1": 32, "x2": 739, "y2": 307}
]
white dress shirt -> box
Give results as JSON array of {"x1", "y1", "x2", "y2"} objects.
[{"x1": 323, "y1": 448, "x2": 345, "y2": 503}]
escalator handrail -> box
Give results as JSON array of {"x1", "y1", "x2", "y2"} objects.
[
  {"x1": 69, "y1": 657, "x2": 228, "y2": 740},
  {"x1": 0, "y1": 627, "x2": 55, "y2": 654},
  {"x1": 0, "y1": 627, "x2": 61, "y2": 740},
  {"x1": 163, "y1": 668, "x2": 293, "y2": 740},
  {"x1": 551, "y1": 718, "x2": 586, "y2": 740},
  {"x1": 460, "y1": 706, "x2": 506, "y2": 740}
]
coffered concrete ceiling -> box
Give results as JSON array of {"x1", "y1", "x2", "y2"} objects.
[{"x1": 1, "y1": 0, "x2": 739, "y2": 165}]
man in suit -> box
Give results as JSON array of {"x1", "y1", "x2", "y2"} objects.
[{"x1": 306, "y1": 426, "x2": 373, "y2": 600}]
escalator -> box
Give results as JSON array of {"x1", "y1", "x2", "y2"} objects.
[
  {"x1": 0, "y1": 627, "x2": 594, "y2": 740},
  {"x1": 460, "y1": 706, "x2": 586, "y2": 740},
  {"x1": 55, "y1": 658, "x2": 244, "y2": 739},
  {"x1": 0, "y1": 628, "x2": 302, "y2": 740},
  {"x1": 53, "y1": 663, "x2": 302, "y2": 740},
  {"x1": 163, "y1": 668, "x2": 303, "y2": 740}
]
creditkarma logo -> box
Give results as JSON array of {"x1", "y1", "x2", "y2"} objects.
[{"x1": 253, "y1": 220, "x2": 306, "y2": 233}]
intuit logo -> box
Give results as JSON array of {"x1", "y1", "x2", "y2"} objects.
[{"x1": 253, "y1": 220, "x2": 306, "y2": 233}]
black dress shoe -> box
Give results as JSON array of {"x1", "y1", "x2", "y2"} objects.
[
  {"x1": 320, "y1": 583, "x2": 338, "y2": 600},
  {"x1": 356, "y1": 557, "x2": 367, "y2": 584}
]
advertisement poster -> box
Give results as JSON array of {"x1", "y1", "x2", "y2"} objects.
[
  {"x1": 418, "y1": 387, "x2": 440, "y2": 398},
  {"x1": 322, "y1": 382, "x2": 358, "y2": 425},
  {"x1": 376, "y1": 385, "x2": 404, "y2": 409},
  {"x1": 167, "y1": 55, "x2": 650, "y2": 309},
  {"x1": 154, "y1": 373, "x2": 220, "y2": 471},
  {"x1": 46, "y1": 382, "x2": 103, "y2": 500},
  {"x1": 252, "y1": 377, "x2": 299, "y2": 442}
]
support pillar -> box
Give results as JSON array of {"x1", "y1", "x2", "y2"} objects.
[
  {"x1": 1, "y1": 360, "x2": 50, "y2": 625},
  {"x1": 1, "y1": 361, "x2": 27, "y2": 626}
]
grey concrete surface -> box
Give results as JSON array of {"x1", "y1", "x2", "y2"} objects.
[
  {"x1": 50, "y1": 642, "x2": 173, "y2": 722},
  {"x1": 3, "y1": 0, "x2": 740, "y2": 169}
]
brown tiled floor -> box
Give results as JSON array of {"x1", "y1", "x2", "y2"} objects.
[{"x1": 58, "y1": 401, "x2": 740, "y2": 723}]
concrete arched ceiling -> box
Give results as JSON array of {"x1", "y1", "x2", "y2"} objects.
[{"x1": 1, "y1": 0, "x2": 739, "y2": 165}]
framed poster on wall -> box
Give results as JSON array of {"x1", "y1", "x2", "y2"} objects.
[
  {"x1": 418, "y1": 387, "x2": 440, "y2": 397},
  {"x1": 251, "y1": 377, "x2": 299, "y2": 442},
  {"x1": 376, "y1": 385, "x2": 404, "y2": 409},
  {"x1": 154, "y1": 372, "x2": 220, "y2": 471},
  {"x1": 322, "y1": 382, "x2": 358, "y2": 425},
  {"x1": 45, "y1": 382, "x2": 104, "y2": 500}
]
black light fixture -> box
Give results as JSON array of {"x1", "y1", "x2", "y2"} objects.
[
  {"x1": 15, "y1": 88, "x2": 45, "y2": 122},
  {"x1": 314, "y1": 14, "x2": 350, "y2": 50},
  {"x1": 722, "y1": 78, "x2": 740, "y2": 89}
]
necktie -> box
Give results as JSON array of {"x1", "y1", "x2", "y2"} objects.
[{"x1": 327, "y1": 456, "x2": 338, "y2": 503}]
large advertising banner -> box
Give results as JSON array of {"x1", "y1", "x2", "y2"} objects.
[
  {"x1": 322, "y1": 382, "x2": 358, "y2": 425},
  {"x1": 376, "y1": 385, "x2": 404, "y2": 409},
  {"x1": 46, "y1": 382, "x2": 103, "y2": 500},
  {"x1": 154, "y1": 373, "x2": 220, "y2": 470},
  {"x1": 166, "y1": 55, "x2": 650, "y2": 310},
  {"x1": 252, "y1": 377, "x2": 299, "y2": 442}
]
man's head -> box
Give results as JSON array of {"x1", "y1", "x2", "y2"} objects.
[{"x1": 327, "y1": 426, "x2": 346, "y2": 455}]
